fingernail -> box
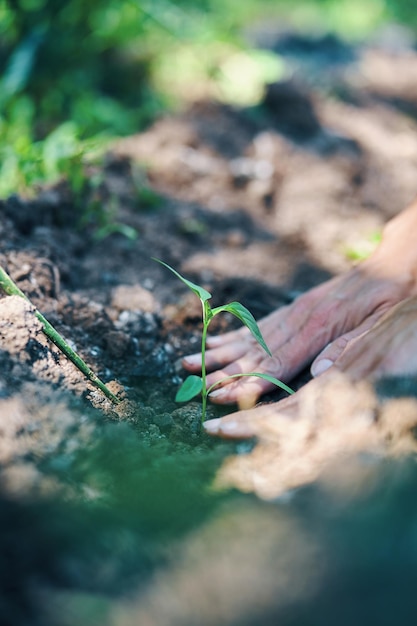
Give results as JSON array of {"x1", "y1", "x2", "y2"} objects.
[
  {"x1": 183, "y1": 354, "x2": 200, "y2": 366},
  {"x1": 311, "y1": 358, "x2": 333, "y2": 377},
  {"x1": 208, "y1": 388, "x2": 226, "y2": 399},
  {"x1": 203, "y1": 418, "x2": 221, "y2": 433}
]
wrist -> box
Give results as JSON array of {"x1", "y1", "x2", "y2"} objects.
[{"x1": 364, "y1": 198, "x2": 417, "y2": 294}]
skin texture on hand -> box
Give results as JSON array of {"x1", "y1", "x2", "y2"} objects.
[
  {"x1": 319, "y1": 296, "x2": 417, "y2": 380},
  {"x1": 202, "y1": 296, "x2": 417, "y2": 438},
  {"x1": 183, "y1": 262, "x2": 414, "y2": 406}
]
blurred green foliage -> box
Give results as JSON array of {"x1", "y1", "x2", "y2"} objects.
[
  {"x1": 0, "y1": 0, "x2": 415, "y2": 198},
  {"x1": 0, "y1": 0, "x2": 168, "y2": 197}
]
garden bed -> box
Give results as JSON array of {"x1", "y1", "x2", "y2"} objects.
[{"x1": 2, "y1": 31, "x2": 417, "y2": 626}]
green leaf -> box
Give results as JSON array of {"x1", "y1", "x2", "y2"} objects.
[
  {"x1": 175, "y1": 375, "x2": 203, "y2": 402},
  {"x1": 207, "y1": 372, "x2": 294, "y2": 396},
  {"x1": 152, "y1": 258, "x2": 212, "y2": 302},
  {"x1": 211, "y1": 301, "x2": 272, "y2": 356},
  {"x1": 247, "y1": 372, "x2": 295, "y2": 395}
]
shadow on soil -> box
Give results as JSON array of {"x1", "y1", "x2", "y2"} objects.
[{"x1": 0, "y1": 386, "x2": 236, "y2": 626}]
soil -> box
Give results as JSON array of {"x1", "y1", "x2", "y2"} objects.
[{"x1": 2, "y1": 29, "x2": 417, "y2": 626}]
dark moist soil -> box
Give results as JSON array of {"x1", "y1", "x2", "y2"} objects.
[{"x1": 2, "y1": 30, "x2": 417, "y2": 626}]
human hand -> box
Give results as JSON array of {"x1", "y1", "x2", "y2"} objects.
[
  {"x1": 203, "y1": 295, "x2": 417, "y2": 438},
  {"x1": 183, "y1": 261, "x2": 412, "y2": 406}
]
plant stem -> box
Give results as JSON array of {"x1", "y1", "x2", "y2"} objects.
[
  {"x1": 0, "y1": 265, "x2": 120, "y2": 404},
  {"x1": 200, "y1": 300, "x2": 209, "y2": 422}
]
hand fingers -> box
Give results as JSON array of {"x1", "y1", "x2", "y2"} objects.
[
  {"x1": 182, "y1": 305, "x2": 291, "y2": 374},
  {"x1": 205, "y1": 327, "x2": 247, "y2": 348},
  {"x1": 334, "y1": 299, "x2": 417, "y2": 379},
  {"x1": 209, "y1": 375, "x2": 274, "y2": 407},
  {"x1": 203, "y1": 392, "x2": 299, "y2": 438},
  {"x1": 310, "y1": 310, "x2": 388, "y2": 377},
  {"x1": 185, "y1": 300, "x2": 376, "y2": 405},
  {"x1": 203, "y1": 413, "x2": 258, "y2": 438},
  {"x1": 316, "y1": 298, "x2": 417, "y2": 380},
  {"x1": 184, "y1": 268, "x2": 411, "y2": 404},
  {"x1": 182, "y1": 336, "x2": 252, "y2": 373},
  {"x1": 205, "y1": 350, "x2": 288, "y2": 405}
]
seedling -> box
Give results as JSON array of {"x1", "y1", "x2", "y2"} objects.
[
  {"x1": 0, "y1": 265, "x2": 120, "y2": 404},
  {"x1": 154, "y1": 258, "x2": 294, "y2": 422}
]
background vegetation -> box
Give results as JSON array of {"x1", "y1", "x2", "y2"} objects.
[{"x1": 0, "y1": 0, "x2": 415, "y2": 198}]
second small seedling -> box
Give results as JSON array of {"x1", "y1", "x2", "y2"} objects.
[{"x1": 154, "y1": 259, "x2": 294, "y2": 422}]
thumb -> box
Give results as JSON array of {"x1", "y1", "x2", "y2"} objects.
[{"x1": 310, "y1": 311, "x2": 385, "y2": 377}]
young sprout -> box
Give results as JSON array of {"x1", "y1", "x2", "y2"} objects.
[
  {"x1": 154, "y1": 258, "x2": 294, "y2": 422},
  {"x1": 0, "y1": 265, "x2": 120, "y2": 404}
]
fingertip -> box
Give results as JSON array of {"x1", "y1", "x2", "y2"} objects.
[
  {"x1": 203, "y1": 418, "x2": 221, "y2": 434},
  {"x1": 182, "y1": 354, "x2": 201, "y2": 370},
  {"x1": 208, "y1": 387, "x2": 237, "y2": 405},
  {"x1": 208, "y1": 387, "x2": 226, "y2": 400},
  {"x1": 203, "y1": 418, "x2": 254, "y2": 438},
  {"x1": 311, "y1": 358, "x2": 333, "y2": 377}
]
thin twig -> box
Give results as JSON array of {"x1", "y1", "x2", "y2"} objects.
[{"x1": 0, "y1": 265, "x2": 120, "y2": 404}]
